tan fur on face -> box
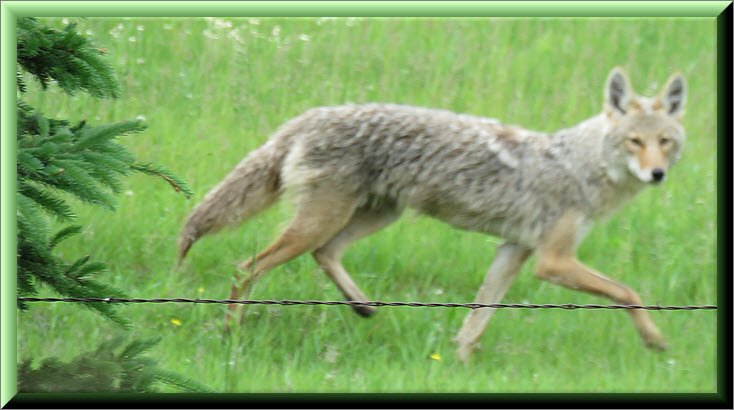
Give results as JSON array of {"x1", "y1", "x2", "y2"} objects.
[
  {"x1": 623, "y1": 128, "x2": 677, "y2": 183},
  {"x1": 651, "y1": 98, "x2": 663, "y2": 111},
  {"x1": 635, "y1": 143, "x2": 667, "y2": 171},
  {"x1": 627, "y1": 99, "x2": 643, "y2": 112}
]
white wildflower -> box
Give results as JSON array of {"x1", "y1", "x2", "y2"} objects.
[
  {"x1": 214, "y1": 19, "x2": 232, "y2": 29},
  {"x1": 228, "y1": 28, "x2": 244, "y2": 43},
  {"x1": 109, "y1": 23, "x2": 124, "y2": 38},
  {"x1": 324, "y1": 345, "x2": 339, "y2": 364},
  {"x1": 298, "y1": 34, "x2": 310, "y2": 42},
  {"x1": 315, "y1": 17, "x2": 335, "y2": 26}
]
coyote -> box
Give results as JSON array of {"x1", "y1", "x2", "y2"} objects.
[{"x1": 179, "y1": 67, "x2": 686, "y2": 361}]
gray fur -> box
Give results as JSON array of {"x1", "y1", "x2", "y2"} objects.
[{"x1": 180, "y1": 68, "x2": 687, "y2": 360}]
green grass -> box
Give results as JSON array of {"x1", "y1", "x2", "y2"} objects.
[{"x1": 17, "y1": 17, "x2": 717, "y2": 393}]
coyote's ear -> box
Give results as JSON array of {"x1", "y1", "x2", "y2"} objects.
[
  {"x1": 658, "y1": 72, "x2": 686, "y2": 118},
  {"x1": 604, "y1": 67, "x2": 634, "y2": 116}
]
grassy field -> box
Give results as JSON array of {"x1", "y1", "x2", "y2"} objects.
[{"x1": 17, "y1": 17, "x2": 717, "y2": 393}]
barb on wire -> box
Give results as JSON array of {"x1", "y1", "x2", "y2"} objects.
[{"x1": 16, "y1": 297, "x2": 718, "y2": 311}]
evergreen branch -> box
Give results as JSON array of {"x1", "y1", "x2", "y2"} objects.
[
  {"x1": 94, "y1": 337, "x2": 126, "y2": 355},
  {"x1": 88, "y1": 169, "x2": 124, "y2": 194},
  {"x1": 131, "y1": 162, "x2": 194, "y2": 198},
  {"x1": 53, "y1": 284, "x2": 131, "y2": 328},
  {"x1": 79, "y1": 151, "x2": 131, "y2": 175},
  {"x1": 152, "y1": 369, "x2": 213, "y2": 393},
  {"x1": 37, "y1": 114, "x2": 50, "y2": 138},
  {"x1": 17, "y1": 17, "x2": 120, "y2": 98},
  {"x1": 16, "y1": 103, "x2": 191, "y2": 325},
  {"x1": 17, "y1": 194, "x2": 128, "y2": 325},
  {"x1": 65, "y1": 255, "x2": 91, "y2": 276},
  {"x1": 49, "y1": 225, "x2": 83, "y2": 249},
  {"x1": 16, "y1": 151, "x2": 45, "y2": 178},
  {"x1": 74, "y1": 120, "x2": 147, "y2": 151},
  {"x1": 28, "y1": 257, "x2": 131, "y2": 327},
  {"x1": 48, "y1": 160, "x2": 118, "y2": 211},
  {"x1": 19, "y1": 182, "x2": 76, "y2": 222},
  {"x1": 17, "y1": 193, "x2": 51, "y2": 241},
  {"x1": 72, "y1": 261, "x2": 107, "y2": 280},
  {"x1": 19, "y1": 336, "x2": 211, "y2": 392},
  {"x1": 17, "y1": 68, "x2": 26, "y2": 93},
  {"x1": 16, "y1": 20, "x2": 204, "y2": 393},
  {"x1": 118, "y1": 337, "x2": 161, "y2": 360},
  {"x1": 93, "y1": 141, "x2": 137, "y2": 165}
]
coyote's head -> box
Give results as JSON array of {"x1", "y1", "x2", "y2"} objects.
[{"x1": 603, "y1": 67, "x2": 686, "y2": 185}]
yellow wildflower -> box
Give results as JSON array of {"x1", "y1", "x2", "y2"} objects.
[
  {"x1": 429, "y1": 353, "x2": 442, "y2": 361},
  {"x1": 170, "y1": 318, "x2": 182, "y2": 326}
]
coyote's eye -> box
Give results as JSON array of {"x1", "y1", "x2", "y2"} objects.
[
  {"x1": 659, "y1": 137, "x2": 671, "y2": 145},
  {"x1": 627, "y1": 137, "x2": 644, "y2": 147}
]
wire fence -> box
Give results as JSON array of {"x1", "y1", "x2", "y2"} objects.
[{"x1": 17, "y1": 297, "x2": 718, "y2": 311}]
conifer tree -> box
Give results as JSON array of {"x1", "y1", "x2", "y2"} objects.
[
  {"x1": 17, "y1": 17, "x2": 191, "y2": 324},
  {"x1": 16, "y1": 17, "x2": 205, "y2": 392},
  {"x1": 18, "y1": 336, "x2": 210, "y2": 393}
]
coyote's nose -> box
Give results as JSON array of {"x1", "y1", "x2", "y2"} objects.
[{"x1": 651, "y1": 168, "x2": 665, "y2": 183}]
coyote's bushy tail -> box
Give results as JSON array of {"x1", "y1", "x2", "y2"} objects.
[{"x1": 177, "y1": 136, "x2": 291, "y2": 263}]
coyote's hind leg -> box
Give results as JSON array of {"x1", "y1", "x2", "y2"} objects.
[
  {"x1": 313, "y1": 207, "x2": 402, "y2": 317},
  {"x1": 453, "y1": 242, "x2": 531, "y2": 362},
  {"x1": 224, "y1": 191, "x2": 358, "y2": 331}
]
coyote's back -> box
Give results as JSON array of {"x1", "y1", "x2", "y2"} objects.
[{"x1": 179, "y1": 67, "x2": 686, "y2": 361}]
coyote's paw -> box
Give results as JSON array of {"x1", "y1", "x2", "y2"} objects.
[
  {"x1": 223, "y1": 310, "x2": 235, "y2": 334},
  {"x1": 644, "y1": 334, "x2": 668, "y2": 352},
  {"x1": 353, "y1": 305, "x2": 377, "y2": 318},
  {"x1": 455, "y1": 344, "x2": 476, "y2": 363},
  {"x1": 223, "y1": 303, "x2": 248, "y2": 333},
  {"x1": 453, "y1": 337, "x2": 480, "y2": 363}
]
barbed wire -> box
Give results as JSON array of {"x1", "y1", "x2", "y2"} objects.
[{"x1": 17, "y1": 297, "x2": 717, "y2": 311}]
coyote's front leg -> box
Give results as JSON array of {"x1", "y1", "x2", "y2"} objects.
[
  {"x1": 453, "y1": 242, "x2": 531, "y2": 362},
  {"x1": 534, "y1": 211, "x2": 667, "y2": 350},
  {"x1": 535, "y1": 254, "x2": 667, "y2": 350}
]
